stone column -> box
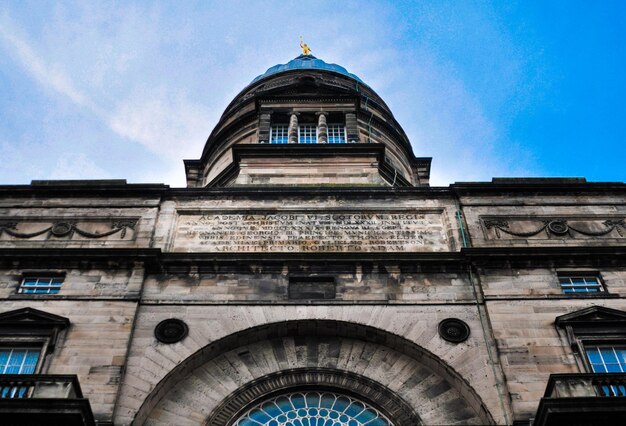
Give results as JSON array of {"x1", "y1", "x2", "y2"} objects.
[
  {"x1": 316, "y1": 112, "x2": 328, "y2": 144},
  {"x1": 258, "y1": 112, "x2": 271, "y2": 143},
  {"x1": 288, "y1": 113, "x2": 299, "y2": 144},
  {"x1": 345, "y1": 112, "x2": 359, "y2": 143}
]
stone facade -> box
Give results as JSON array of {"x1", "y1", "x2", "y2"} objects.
[{"x1": 0, "y1": 54, "x2": 624, "y2": 425}]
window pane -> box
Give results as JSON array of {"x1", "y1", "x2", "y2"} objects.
[
  {"x1": 601, "y1": 348, "x2": 618, "y2": 363},
  {"x1": 270, "y1": 125, "x2": 289, "y2": 144},
  {"x1": 0, "y1": 349, "x2": 40, "y2": 374},
  {"x1": 587, "y1": 349, "x2": 602, "y2": 364},
  {"x1": 587, "y1": 346, "x2": 626, "y2": 373},
  {"x1": 591, "y1": 363, "x2": 607, "y2": 373},
  {"x1": 606, "y1": 363, "x2": 622, "y2": 373},
  {"x1": 22, "y1": 351, "x2": 39, "y2": 374},
  {"x1": 0, "y1": 350, "x2": 9, "y2": 370},
  {"x1": 327, "y1": 125, "x2": 346, "y2": 144},
  {"x1": 7, "y1": 351, "x2": 25, "y2": 368},
  {"x1": 20, "y1": 276, "x2": 63, "y2": 294},
  {"x1": 298, "y1": 125, "x2": 317, "y2": 144},
  {"x1": 559, "y1": 274, "x2": 601, "y2": 294}
]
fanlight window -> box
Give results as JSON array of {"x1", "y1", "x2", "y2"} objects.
[{"x1": 233, "y1": 391, "x2": 391, "y2": 426}]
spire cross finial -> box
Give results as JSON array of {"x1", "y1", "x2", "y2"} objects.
[{"x1": 299, "y1": 36, "x2": 312, "y2": 55}]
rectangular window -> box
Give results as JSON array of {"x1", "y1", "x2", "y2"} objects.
[
  {"x1": 327, "y1": 125, "x2": 346, "y2": 144},
  {"x1": 0, "y1": 348, "x2": 41, "y2": 398},
  {"x1": 298, "y1": 125, "x2": 317, "y2": 144},
  {"x1": 270, "y1": 125, "x2": 289, "y2": 144},
  {"x1": 586, "y1": 345, "x2": 626, "y2": 396},
  {"x1": 19, "y1": 277, "x2": 64, "y2": 294},
  {"x1": 0, "y1": 349, "x2": 40, "y2": 374},
  {"x1": 559, "y1": 274, "x2": 603, "y2": 293}
]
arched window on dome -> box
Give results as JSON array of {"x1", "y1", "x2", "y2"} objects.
[{"x1": 233, "y1": 391, "x2": 392, "y2": 426}]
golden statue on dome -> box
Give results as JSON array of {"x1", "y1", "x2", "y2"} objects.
[{"x1": 300, "y1": 36, "x2": 312, "y2": 55}]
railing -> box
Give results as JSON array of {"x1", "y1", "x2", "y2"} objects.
[
  {"x1": 0, "y1": 374, "x2": 83, "y2": 399},
  {"x1": 544, "y1": 373, "x2": 626, "y2": 398}
]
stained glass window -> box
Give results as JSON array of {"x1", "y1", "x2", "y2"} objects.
[{"x1": 233, "y1": 391, "x2": 392, "y2": 426}]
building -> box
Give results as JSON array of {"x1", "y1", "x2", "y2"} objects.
[{"x1": 0, "y1": 48, "x2": 625, "y2": 426}]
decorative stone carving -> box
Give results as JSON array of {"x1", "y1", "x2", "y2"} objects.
[
  {"x1": 482, "y1": 217, "x2": 625, "y2": 239},
  {"x1": 0, "y1": 219, "x2": 137, "y2": 240},
  {"x1": 438, "y1": 318, "x2": 470, "y2": 343},
  {"x1": 174, "y1": 211, "x2": 450, "y2": 253},
  {"x1": 206, "y1": 369, "x2": 420, "y2": 425},
  {"x1": 154, "y1": 319, "x2": 188, "y2": 344}
]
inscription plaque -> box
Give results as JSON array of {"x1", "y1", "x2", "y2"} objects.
[{"x1": 174, "y1": 211, "x2": 449, "y2": 252}]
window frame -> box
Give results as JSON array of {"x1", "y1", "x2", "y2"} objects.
[
  {"x1": 327, "y1": 124, "x2": 347, "y2": 144},
  {"x1": 0, "y1": 346, "x2": 43, "y2": 375},
  {"x1": 297, "y1": 124, "x2": 317, "y2": 144},
  {"x1": 269, "y1": 124, "x2": 289, "y2": 144},
  {"x1": 556, "y1": 306, "x2": 626, "y2": 374},
  {"x1": 18, "y1": 275, "x2": 64, "y2": 295},
  {"x1": 0, "y1": 307, "x2": 69, "y2": 377},
  {"x1": 557, "y1": 271, "x2": 607, "y2": 295},
  {"x1": 583, "y1": 343, "x2": 626, "y2": 373}
]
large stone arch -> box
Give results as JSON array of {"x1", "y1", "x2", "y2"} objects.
[{"x1": 135, "y1": 320, "x2": 494, "y2": 425}]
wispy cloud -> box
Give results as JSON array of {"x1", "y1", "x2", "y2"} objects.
[
  {"x1": 0, "y1": 15, "x2": 91, "y2": 108},
  {"x1": 108, "y1": 91, "x2": 214, "y2": 159},
  {"x1": 48, "y1": 152, "x2": 112, "y2": 180},
  {"x1": 0, "y1": 10, "x2": 211, "y2": 170},
  {"x1": 3, "y1": 1, "x2": 609, "y2": 186}
]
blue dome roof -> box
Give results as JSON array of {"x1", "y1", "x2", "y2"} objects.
[{"x1": 251, "y1": 54, "x2": 363, "y2": 84}]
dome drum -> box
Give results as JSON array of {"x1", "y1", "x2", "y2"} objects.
[{"x1": 185, "y1": 56, "x2": 430, "y2": 188}]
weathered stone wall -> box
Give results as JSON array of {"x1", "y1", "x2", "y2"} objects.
[
  {"x1": 485, "y1": 299, "x2": 626, "y2": 421},
  {"x1": 0, "y1": 198, "x2": 160, "y2": 249},
  {"x1": 114, "y1": 305, "x2": 507, "y2": 425},
  {"x1": 232, "y1": 155, "x2": 388, "y2": 186},
  {"x1": 461, "y1": 193, "x2": 626, "y2": 248},
  {"x1": 480, "y1": 267, "x2": 626, "y2": 298},
  {"x1": 0, "y1": 183, "x2": 624, "y2": 425},
  {"x1": 0, "y1": 267, "x2": 142, "y2": 299},
  {"x1": 141, "y1": 270, "x2": 476, "y2": 303},
  {"x1": 154, "y1": 195, "x2": 461, "y2": 254},
  {"x1": 0, "y1": 299, "x2": 138, "y2": 423}
]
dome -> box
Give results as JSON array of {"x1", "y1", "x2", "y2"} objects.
[{"x1": 251, "y1": 54, "x2": 364, "y2": 84}]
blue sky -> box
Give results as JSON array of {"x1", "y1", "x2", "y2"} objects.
[{"x1": 1, "y1": 1, "x2": 624, "y2": 186}]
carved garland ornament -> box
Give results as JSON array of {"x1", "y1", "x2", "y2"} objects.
[
  {"x1": 484, "y1": 218, "x2": 625, "y2": 239},
  {"x1": 0, "y1": 220, "x2": 137, "y2": 239}
]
